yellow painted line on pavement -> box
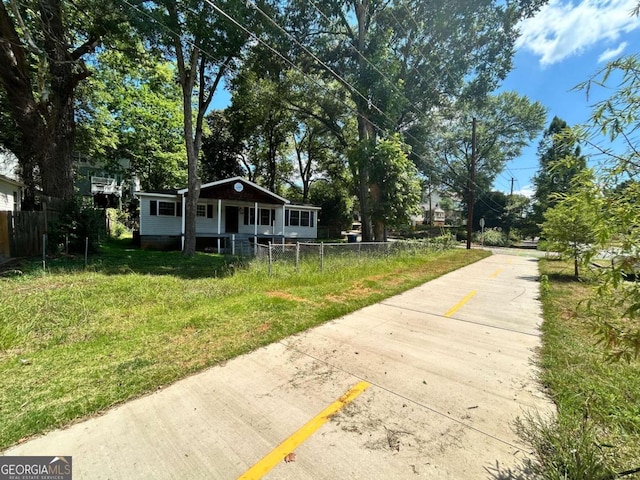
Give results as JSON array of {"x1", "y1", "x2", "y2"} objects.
[
  {"x1": 490, "y1": 268, "x2": 502, "y2": 278},
  {"x1": 238, "y1": 381, "x2": 371, "y2": 480},
  {"x1": 444, "y1": 290, "x2": 477, "y2": 317}
]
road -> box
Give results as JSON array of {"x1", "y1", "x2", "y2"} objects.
[{"x1": 3, "y1": 252, "x2": 553, "y2": 479}]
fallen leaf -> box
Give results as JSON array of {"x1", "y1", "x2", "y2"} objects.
[{"x1": 284, "y1": 452, "x2": 296, "y2": 463}]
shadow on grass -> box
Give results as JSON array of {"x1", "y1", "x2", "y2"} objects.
[
  {"x1": 17, "y1": 237, "x2": 247, "y2": 279},
  {"x1": 545, "y1": 272, "x2": 583, "y2": 284}
]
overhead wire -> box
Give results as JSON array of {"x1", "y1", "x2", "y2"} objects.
[
  {"x1": 234, "y1": 0, "x2": 504, "y2": 195},
  {"x1": 117, "y1": 0, "x2": 521, "y2": 201}
]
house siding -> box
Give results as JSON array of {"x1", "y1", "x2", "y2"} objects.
[
  {"x1": 139, "y1": 194, "x2": 181, "y2": 237},
  {"x1": 137, "y1": 179, "x2": 320, "y2": 250},
  {"x1": 0, "y1": 179, "x2": 20, "y2": 212}
]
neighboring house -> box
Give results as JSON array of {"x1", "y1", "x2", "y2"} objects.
[
  {"x1": 424, "y1": 206, "x2": 446, "y2": 226},
  {"x1": 75, "y1": 155, "x2": 137, "y2": 208},
  {"x1": 136, "y1": 177, "x2": 321, "y2": 251},
  {"x1": 0, "y1": 174, "x2": 23, "y2": 212},
  {"x1": 0, "y1": 150, "x2": 22, "y2": 212}
]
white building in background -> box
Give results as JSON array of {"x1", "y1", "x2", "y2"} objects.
[{"x1": 0, "y1": 149, "x2": 22, "y2": 212}]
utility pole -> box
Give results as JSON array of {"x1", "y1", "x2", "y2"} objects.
[
  {"x1": 506, "y1": 177, "x2": 515, "y2": 240},
  {"x1": 466, "y1": 117, "x2": 477, "y2": 250},
  {"x1": 428, "y1": 178, "x2": 433, "y2": 227}
]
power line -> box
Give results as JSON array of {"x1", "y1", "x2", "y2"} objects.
[{"x1": 118, "y1": 0, "x2": 521, "y2": 203}]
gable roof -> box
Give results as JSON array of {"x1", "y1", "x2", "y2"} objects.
[
  {"x1": 178, "y1": 177, "x2": 289, "y2": 205},
  {"x1": 0, "y1": 173, "x2": 24, "y2": 187}
]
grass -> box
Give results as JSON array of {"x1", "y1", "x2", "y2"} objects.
[
  {"x1": 0, "y1": 238, "x2": 489, "y2": 450},
  {"x1": 521, "y1": 258, "x2": 640, "y2": 479}
]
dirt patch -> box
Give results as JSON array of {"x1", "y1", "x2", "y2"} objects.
[
  {"x1": 266, "y1": 291, "x2": 309, "y2": 303},
  {"x1": 325, "y1": 282, "x2": 381, "y2": 303},
  {"x1": 256, "y1": 322, "x2": 271, "y2": 333}
]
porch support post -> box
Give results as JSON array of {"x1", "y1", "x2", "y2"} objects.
[
  {"x1": 180, "y1": 193, "x2": 186, "y2": 251},
  {"x1": 217, "y1": 199, "x2": 222, "y2": 234},
  {"x1": 254, "y1": 201, "x2": 258, "y2": 255},
  {"x1": 282, "y1": 204, "x2": 286, "y2": 244},
  {"x1": 217, "y1": 199, "x2": 222, "y2": 253}
]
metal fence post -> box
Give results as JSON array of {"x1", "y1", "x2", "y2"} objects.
[
  {"x1": 268, "y1": 242, "x2": 272, "y2": 276},
  {"x1": 320, "y1": 242, "x2": 324, "y2": 272},
  {"x1": 295, "y1": 242, "x2": 300, "y2": 273},
  {"x1": 42, "y1": 234, "x2": 46, "y2": 271}
]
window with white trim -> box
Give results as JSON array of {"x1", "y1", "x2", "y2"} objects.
[
  {"x1": 286, "y1": 209, "x2": 315, "y2": 227},
  {"x1": 244, "y1": 207, "x2": 275, "y2": 225},
  {"x1": 158, "y1": 201, "x2": 175, "y2": 216},
  {"x1": 196, "y1": 204, "x2": 206, "y2": 217}
]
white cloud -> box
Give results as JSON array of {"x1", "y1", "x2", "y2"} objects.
[
  {"x1": 516, "y1": 0, "x2": 640, "y2": 66},
  {"x1": 514, "y1": 185, "x2": 536, "y2": 198},
  {"x1": 598, "y1": 41, "x2": 628, "y2": 61}
]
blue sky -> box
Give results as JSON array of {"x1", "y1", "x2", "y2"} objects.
[
  {"x1": 209, "y1": 1, "x2": 640, "y2": 197},
  {"x1": 497, "y1": 0, "x2": 640, "y2": 196}
]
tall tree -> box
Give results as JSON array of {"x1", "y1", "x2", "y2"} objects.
[
  {"x1": 423, "y1": 92, "x2": 547, "y2": 211},
  {"x1": 286, "y1": 0, "x2": 547, "y2": 240},
  {"x1": 368, "y1": 134, "x2": 421, "y2": 233},
  {"x1": 199, "y1": 110, "x2": 246, "y2": 183},
  {"x1": 0, "y1": 0, "x2": 128, "y2": 206},
  {"x1": 532, "y1": 116, "x2": 586, "y2": 227},
  {"x1": 138, "y1": 0, "x2": 262, "y2": 255},
  {"x1": 228, "y1": 70, "x2": 295, "y2": 193}
]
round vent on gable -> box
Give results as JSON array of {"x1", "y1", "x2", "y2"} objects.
[{"x1": 234, "y1": 182, "x2": 244, "y2": 193}]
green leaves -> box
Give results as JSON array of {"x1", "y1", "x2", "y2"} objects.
[
  {"x1": 368, "y1": 134, "x2": 421, "y2": 229},
  {"x1": 77, "y1": 49, "x2": 187, "y2": 190}
]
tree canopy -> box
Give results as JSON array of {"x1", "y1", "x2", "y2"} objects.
[
  {"x1": 423, "y1": 92, "x2": 547, "y2": 208},
  {"x1": 532, "y1": 116, "x2": 587, "y2": 229},
  {"x1": 0, "y1": 0, "x2": 551, "y2": 250},
  {"x1": 0, "y1": 0, "x2": 131, "y2": 205}
]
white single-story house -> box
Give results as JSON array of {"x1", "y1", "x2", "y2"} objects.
[
  {"x1": 0, "y1": 174, "x2": 22, "y2": 212},
  {"x1": 0, "y1": 150, "x2": 22, "y2": 212},
  {"x1": 136, "y1": 177, "x2": 321, "y2": 251}
]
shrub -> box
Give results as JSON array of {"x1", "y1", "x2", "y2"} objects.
[
  {"x1": 48, "y1": 197, "x2": 106, "y2": 254},
  {"x1": 473, "y1": 228, "x2": 508, "y2": 246}
]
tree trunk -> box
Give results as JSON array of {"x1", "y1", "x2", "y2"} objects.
[
  {"x1": 180, "y1": 57, "x2": 200, "y2": 257},
  {"x1": 369, "y1": 182, "x2": 385, "y2": 240},
  {"x1": 0, "y1": 0, "x2": 78, "y2": 204},
  {"x1": 352, "y1": 0, "x2": 386, "y2": 242},
  {"x1": 39, "y1": 0, "x2": 75, "y2": 200}
]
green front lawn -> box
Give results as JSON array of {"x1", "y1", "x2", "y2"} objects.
[{"x1": 0, "y1": 239, "x2": 488, "y2": 449}]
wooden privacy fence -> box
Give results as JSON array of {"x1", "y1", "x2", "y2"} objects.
[
  {"x1": 0, "y1": 211, "x2": 9, "y2": 257},
  {"x1": 5, "y1": 210, "x2": 47, "y2": 257}
]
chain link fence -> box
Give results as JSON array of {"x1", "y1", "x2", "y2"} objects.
[{"x1": 254, "y1": 236, "x2": 454, "y2": 275}]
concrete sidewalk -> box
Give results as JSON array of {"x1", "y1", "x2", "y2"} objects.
[{"x1": 4, "y1": 253, "x2": 553, "y2": 479}]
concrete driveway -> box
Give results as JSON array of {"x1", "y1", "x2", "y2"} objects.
[{"x1": 4, "y1": 253, "x2": 553, "y2": 479}]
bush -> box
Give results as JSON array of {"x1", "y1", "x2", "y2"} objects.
[
  {"x1": 473, "y1": 228, "x2": 508, "y2": 246},
  {"x1": 106, "y1": 208, "x2": 130, "y2": 238},
  {"x1": 48, "y1": 197, "x2": 106, "y2": 254}
]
